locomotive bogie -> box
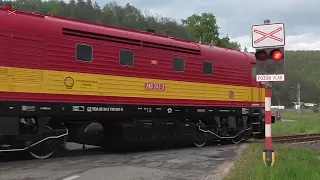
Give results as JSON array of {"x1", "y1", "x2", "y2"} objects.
[{"x1": 0, "y1": 103, "x2": 264, "y2": 159}]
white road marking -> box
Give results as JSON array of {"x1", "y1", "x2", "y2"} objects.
[
  {"x1": 63, "y1": 175, "x2": 80, "y2": 180},
  {"x1": 167, "y1": 159, "x2": 186, "y2": 163}
]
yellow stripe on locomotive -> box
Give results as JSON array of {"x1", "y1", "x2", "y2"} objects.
[{"x1": 0, "y1": 66, "x2": 263, "y2": 103}]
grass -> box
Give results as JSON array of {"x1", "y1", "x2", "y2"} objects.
[
  {"x1": 272, "y1": 113, "x2": 320, "y2": 136},
  {"x1": 224, "y1": 143, "x2": 320, "y2": 180}
]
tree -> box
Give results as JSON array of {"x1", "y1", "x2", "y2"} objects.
[
  {"x1": 217, "y1": 35, "x2": 241, "y2": 50},
  {"x1": 181, "y1": 12, "x2": 241, "y2": 50},
  {"x1": 181, "y1": 13, "x2": 219, "y2": 43}
]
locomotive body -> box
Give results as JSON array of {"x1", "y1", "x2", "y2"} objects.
[{"x1": 0, "y1": 8, "x2": 267, "y2": 159}]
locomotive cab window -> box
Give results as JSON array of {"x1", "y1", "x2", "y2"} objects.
[
  {"x1": 173, "y1": 57, "x2": 184, "y2": 72},
  {"x1": 120, "y1": 50, "x2": 134, "y2": 67},
  {"x1": 251, "y1": 64, "x2": 257, "y2": 79},
  {"x1": 76, "y1": 44, "x2": 92, "y2": 62},
  {"x1": 203, "y1": 62, "x2": 213, "y2": 75}
]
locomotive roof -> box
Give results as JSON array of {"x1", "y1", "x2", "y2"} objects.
[{"x1": 1, "y1": 7, "x2": 255, "y2": 63}]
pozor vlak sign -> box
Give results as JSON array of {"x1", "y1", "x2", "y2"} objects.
[
  {"x1": 252, "y1": 23, "x2": 286, "y2": 82},
  {"x1": 256, "y1": 74, "x2": 284, "y2": 82}
]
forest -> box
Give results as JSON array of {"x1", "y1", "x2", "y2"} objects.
[{"x1": 1, "y1": 0, "x2": 319, "y2": 106}]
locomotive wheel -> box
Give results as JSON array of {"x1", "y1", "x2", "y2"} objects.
[
  {"x1": 29, "y1": 125, "x2": 55, "y2": 159},
  {"x1": 194, "y1": 122, "x2": 207, "y2": 147}
]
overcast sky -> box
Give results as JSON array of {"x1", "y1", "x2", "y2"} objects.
[{"x1": 93, "y1": 0, "x2": 320, "y2": 51}]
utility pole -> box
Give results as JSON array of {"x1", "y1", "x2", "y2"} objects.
[{"x1": 297, "y1": 84, "x2": 300, "y2": 114}]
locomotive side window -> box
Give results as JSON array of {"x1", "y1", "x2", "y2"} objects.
[
  {"x1": 76, "y1": 44, "x2": 93, "y2": 62},
  {"x1": 202, "y1": 62, "x2": 213, "y2": 75},
  {"x1": 120, "y1": 50, "x2": 134, "y2": 67},
  {"x1": 251, "y1": 64, "x2": 257, "y2": 79},
  {"x1": 173, "y1": 57, "x2": 184, "y2": 72}
]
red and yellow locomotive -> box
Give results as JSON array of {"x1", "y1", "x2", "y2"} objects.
[{"x1": 0, "y1": 7, "x2": 266, "y2": 159}]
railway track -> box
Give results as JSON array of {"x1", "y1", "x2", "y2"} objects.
[{"x1": 273, "y1": 133, "x2": 320, "y2": 144}]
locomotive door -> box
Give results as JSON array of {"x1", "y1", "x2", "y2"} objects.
[
  {"x1": 251, "y1": 62, "x2": 265, "y2": 105},
  {"x1": 251, "y1": 63, "x2": 258, "y2": 104}
]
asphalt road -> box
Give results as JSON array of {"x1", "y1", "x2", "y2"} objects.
[{"x1": 0, "y1": 143, "x2": 247, "y2": 180}]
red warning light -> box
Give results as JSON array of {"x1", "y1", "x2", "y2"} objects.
[
  {"x1": 255, "y1": 50, "x2": 268, "y2": 61},
  {"x1": 271, "y1": 50, "x2": 283, "y2": 61},
  {"x1": 6, "y1": 4, "x2": 12, "y2": 10},
  {"x1": 5, "y1": 3, "x2": 17, "y2": 11}
]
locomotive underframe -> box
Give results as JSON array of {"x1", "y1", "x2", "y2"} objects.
[{"x1": 0, "y1": 101, "x2": 267, "y2": 159}]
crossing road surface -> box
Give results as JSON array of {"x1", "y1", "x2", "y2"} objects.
[{"x1": 0, "y1": 143, "x2": 247, "y2": 180}]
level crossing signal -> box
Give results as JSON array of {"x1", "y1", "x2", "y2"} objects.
[
  {"x1": 255, "y1": 47, "x2": 285, "y2": 77},
  {"x1": 252, "y1": 20, "x2": 284, "y2": 167}
]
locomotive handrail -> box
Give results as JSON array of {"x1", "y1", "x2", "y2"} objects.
[
  {"x1": 197, "y1": 124, "x2": 252, "y2": 144},
  {"x1": 0, "y1": 128, "x2": 68, "y2": 152}
]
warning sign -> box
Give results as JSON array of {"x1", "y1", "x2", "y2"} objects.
[
  {"x1": 252, "y1": 23, "x2": 285, "y2": 48},
  {"x1": 256, "y1": 74, "x2": 285, "y2": 82}
]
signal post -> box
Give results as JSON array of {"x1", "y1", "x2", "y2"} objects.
[{"x1": 251, "y1": 19, "x2": 286, "y2": 167}]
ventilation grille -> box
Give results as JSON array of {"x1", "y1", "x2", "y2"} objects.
[
  {"x1": 62, "y1": 28, "x2": 141, "y2": 46},
  {"x1": 143, "y1": 41, "x2": 200, "y2": 55},
  {"x1": 62, "y1": 28, "x2": 201, "y2": 55}
]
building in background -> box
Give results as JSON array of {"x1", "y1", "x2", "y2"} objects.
[
  {"x1": 271, "y1": 105, "x2": 285, "y2": 109},
  {"x1": 292, "y1": 102, "x2": 317, "y2": 109}
]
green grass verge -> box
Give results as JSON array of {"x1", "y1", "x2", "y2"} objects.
[
  {"x1": 272, "y1": 113, "x2": 320, "y2": 136},
  {"x1": 224, "y1": 143, "x2": 320, "y2": 180}
]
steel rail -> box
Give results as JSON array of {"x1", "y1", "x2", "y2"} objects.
[{"x1": 273, "y1": 133, "x2": 320, "y2": 143}]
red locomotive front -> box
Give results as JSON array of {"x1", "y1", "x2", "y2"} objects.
[{"x1": 0, "y1": 7, "x2": 265, "y2": 159}]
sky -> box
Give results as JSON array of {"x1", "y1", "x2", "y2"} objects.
[
  {"x1": 97, "y1": 0, "x2": 320, "y2": 51},
  {"x1": 93, "y1": 0, "x2": 320, "y2": 51}
]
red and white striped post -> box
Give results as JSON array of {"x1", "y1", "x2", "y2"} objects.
[
  {"x1": 265, "y1": 85, "x2": 272, "y2": 149},
  {"x1": 263, "y1": 82, "x2": 275, "y2": 167}
]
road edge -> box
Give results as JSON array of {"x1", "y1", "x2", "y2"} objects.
[{"x1": 202, "y1": 143, "x2": 248, "y2": 180}]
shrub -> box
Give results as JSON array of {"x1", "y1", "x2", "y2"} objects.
[{"x1": 312, "y1": 105, "x2": 319, "y2": 113}]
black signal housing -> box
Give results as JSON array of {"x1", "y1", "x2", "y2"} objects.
[
  {"x1": 255, "y1": 47, "x2": 285, "y2": 75},
  {"x1": 255, "y1": 50, "x2": 269, "y2": 61}
]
